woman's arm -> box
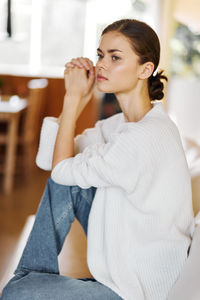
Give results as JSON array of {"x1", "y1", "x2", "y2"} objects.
[
  {"x1": 52, "y1": 58, "x2": 95, "y2": 170},
  {"x1": 52, "y1": 96, "x2": 77, "y2": 169},
  {"x1": 51, "y1": 130, "x2": 139, "y2": 193}
]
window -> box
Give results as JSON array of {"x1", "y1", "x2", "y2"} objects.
[
  {"x1": 0, "y1": 0, "x2": 160, "y2": 77},
  {"x1": 0, "y1": 0, "x2": 86, "y2": 77}
]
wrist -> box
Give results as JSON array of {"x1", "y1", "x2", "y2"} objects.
[
  {"x1": 60, "y1": 95, "x2": 79, "y2": 123},
  {"x1": 64, "y1": 92, "x2": 82, "y2": 103},
  {"x1": 63, "y1": 94, "x2": 83, "y2": 120},
  {"x1": 64, "y1": 93, "x2": 80, "y2": 108}
]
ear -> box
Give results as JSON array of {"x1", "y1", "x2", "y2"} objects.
[{"x1": 138, "y1": 62, "x2": 154, "y2": 80}]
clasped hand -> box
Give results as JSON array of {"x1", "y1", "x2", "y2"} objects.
[{"x1": 63, "y1": 57, "x2": 96, "y2": 119}]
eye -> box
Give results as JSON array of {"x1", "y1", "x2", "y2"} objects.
[
  {"x1": 112, "y1": 55, "x2": 120, "y2": 61},
  {"x1": 97, "y1": 53, "x2": 103, "y2": 60}
]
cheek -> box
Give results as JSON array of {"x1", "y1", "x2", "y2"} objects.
[
  {"x1": 112, "y1": 63, "x2": 127, "y2": 75},
  {"x1": 113, "y1": 62, "x2": 136, "y2": 78},
  {"x1": 96, "y1": 63, "x2": 138, "y2": 93},
  {"x1": 112, "y1": 64, "x2": 137, "y2": 88}
]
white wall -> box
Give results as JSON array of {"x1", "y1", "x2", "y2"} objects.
[{"x1": 167, "y1": 77, "x2": 200, "y2": 144}]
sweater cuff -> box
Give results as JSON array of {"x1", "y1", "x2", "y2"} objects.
[{"x1": 36, "y1": 117, "x2": 59, "y2": 170}]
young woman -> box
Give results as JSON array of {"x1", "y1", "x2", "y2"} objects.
[{"x1": 1, "y1": 19, "x2": 195, "y2": 300}]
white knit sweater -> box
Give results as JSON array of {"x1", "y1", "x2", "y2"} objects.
[{"x1": 36, "y1": 102, "x2": 195, "y2": 300}]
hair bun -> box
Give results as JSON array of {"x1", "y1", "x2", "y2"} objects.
[{"x1": 148, "y1": 70, "x2": 168, "y2": 100}]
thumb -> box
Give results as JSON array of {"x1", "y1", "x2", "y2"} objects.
[{"x1": 88, "y1": 66, "x2": 95, "y2": 89}]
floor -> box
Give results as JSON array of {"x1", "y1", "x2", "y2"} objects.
[{"x1": 0, "y1": 167, "x2": 92, "y2": 293}]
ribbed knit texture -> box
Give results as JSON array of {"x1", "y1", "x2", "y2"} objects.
[{"x1": 36, "y1": 102, "x2": 195, "y2": 300}]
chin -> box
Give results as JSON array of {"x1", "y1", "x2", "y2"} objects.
[{"x1": 96, "y1": 84, "x2": 115, "y2": 94}]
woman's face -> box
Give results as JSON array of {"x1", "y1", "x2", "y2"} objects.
[{"x1": 95, "y1": 31, "x2": 142, "y2": 94}]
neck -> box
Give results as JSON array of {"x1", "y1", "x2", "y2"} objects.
[{"x1": 115, "y1": 80, "x2": 153, "y2": 123}]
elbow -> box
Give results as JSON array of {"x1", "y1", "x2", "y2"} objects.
[{"x1": 35, "y1": 153, "x2": 52, "y2": 171}]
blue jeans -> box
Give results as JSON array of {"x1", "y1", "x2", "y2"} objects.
[{"x1": 1, "y1": 177, "x2": 123, "y2": 300}]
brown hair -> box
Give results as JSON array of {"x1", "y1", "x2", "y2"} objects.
[{"x1": 102, "y1": 19, "x2": 168, "y2": 101}]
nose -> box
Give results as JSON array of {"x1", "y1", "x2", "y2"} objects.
[{"x1": 96, "y1": 57, "x2": 107, "y2": 70}]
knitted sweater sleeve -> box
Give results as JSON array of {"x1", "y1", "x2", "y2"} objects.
[
  {"x1": 36, "y1": 117, "x2": 105, "y2": 171},
  {"x1": 51, "y1": 131, "x2": 139, "y2": 193}
]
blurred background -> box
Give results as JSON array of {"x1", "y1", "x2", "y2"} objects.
[{"x1": 0, "y1": 0, "x2": 200, "y2": 292}]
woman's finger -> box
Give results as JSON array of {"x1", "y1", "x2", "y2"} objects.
[
  {"x1": 70, "y1": 58, "x2": 86, "y2": 69},
  {"x1": 71, "y1": 57, "x2": 92, "y2": 70},
  {"x1": 81, "y1": 57, "x2": 94, "y2": 73},
  {"x1": 65, "y1": 62, "x2": 75, "y2": 68},
  {"x1": 65, "y1": 61, "x2": 80, "y2": 69},
  {"x1": 78, "y1": 57, "x2": 92, "y2": 70},
  {"x1": 65, "y1": 57, "x2": 94, "y2": 73},
  {"x1": 84, "y1": 58, "x2": 94, "y2": 69}
]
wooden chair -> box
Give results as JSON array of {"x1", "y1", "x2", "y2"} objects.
[
  {"x1": 0, "y1": 78, "x2": 48, "y2": 193},
  {"x1": 18, "y1": 79, "x2": 48, "y2": 173}
]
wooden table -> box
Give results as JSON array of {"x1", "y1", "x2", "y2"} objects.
[{"x1": 0, "y1": 96, "x2": 27, "y2": 194}]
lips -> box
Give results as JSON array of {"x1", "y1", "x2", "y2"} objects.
[{"x1": 97, "y1": 74, "x2": 108, "y2": 80}]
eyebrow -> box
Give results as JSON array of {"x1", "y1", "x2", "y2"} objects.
[{"x1": 97, "y1": 48, "x2": 122, "y2": 53}]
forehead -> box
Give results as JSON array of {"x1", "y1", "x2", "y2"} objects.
[{"x1": 98, "y1": 31, "x2": 134, "y2": 54}]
